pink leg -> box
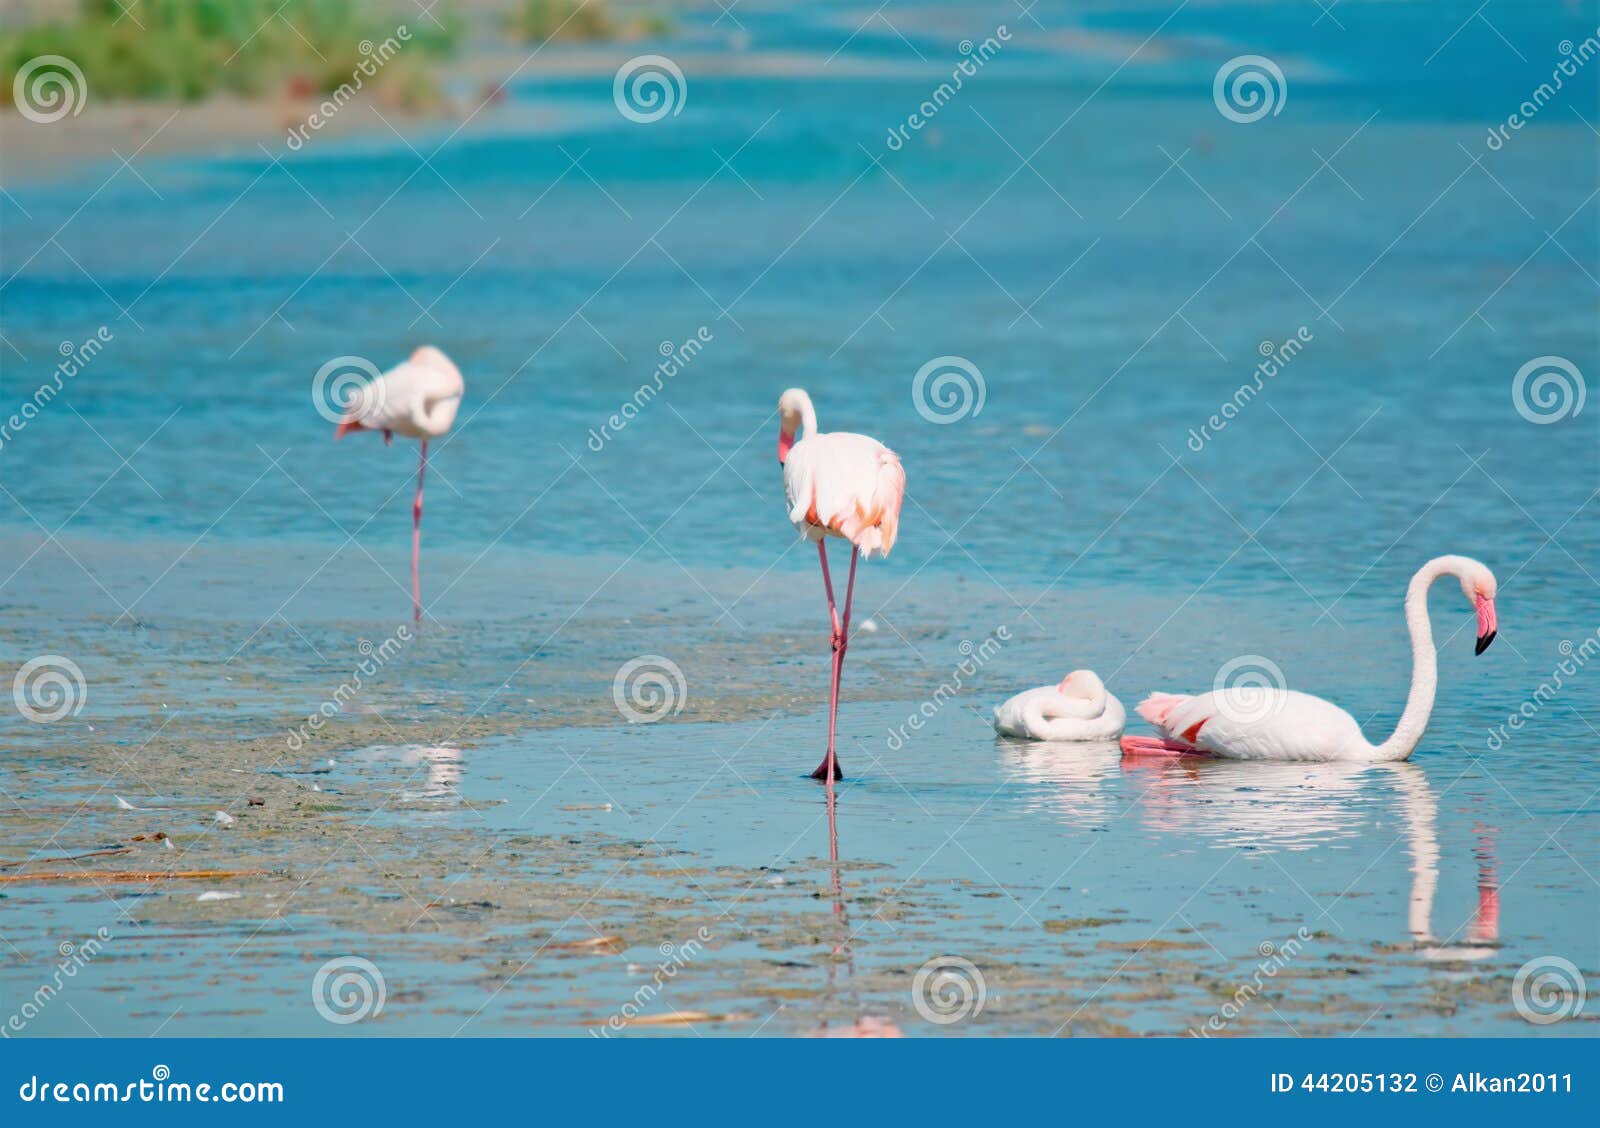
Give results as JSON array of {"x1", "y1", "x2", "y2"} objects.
[
  {"x1": 411, "y1": 439, "x2": 427, "y2": 624},
  {"x1": 812, "y1": 543, "x2": 858, "y2": 783}
]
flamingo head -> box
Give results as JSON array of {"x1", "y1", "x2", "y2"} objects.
[
  {"x1": 1056, "y1": 669, "x2": 1105, "y2": 700},
  {"x1": 1457, "y1": 561, "x2": 1499, "y2": 655},
  {"x1": 777, "y1": 388, "x2": 810, "y2": 465}
]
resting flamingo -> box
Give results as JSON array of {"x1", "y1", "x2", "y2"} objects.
[
  {"x1": 334, "y1": 346, "x2": 464, "y2": 622},
  {"x1": 993, "y1": 669, "x2": 1125, "y2": 741},
  {"x1": 778, "y1": 388, "x2": 905, "y2": 782},
  {"x1": 1122, "y1": 555, "x2": 1498, "y2": 762}
]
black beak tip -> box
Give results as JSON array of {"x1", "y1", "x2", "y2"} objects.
[{"x1": 1475, "y1": 630, "x2": 1497, "y2": 656}]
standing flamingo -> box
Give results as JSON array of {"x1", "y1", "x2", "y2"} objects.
[
  {"x1": 778, "y1": 388, "x2": 905, "y2": 782},
  {"x1": 334, "y1": 346, "x2": 464, "y2": 622},
  {"x1": 993, "y1": 669, "x2": 1125, "y2": 741},
  {"x1": 1121, "y1": 555, "x2": 1497, "y2": 761}
]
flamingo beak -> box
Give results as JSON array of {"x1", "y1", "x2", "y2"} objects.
[
  {"x1": 334, "y1": 420, "x2": 360, "y2": 441},
  {"x1": 777, "y1": 430, "x2": 794, "y2": 465},
  {"x1": 1474, "y1": 594, "x2": 1497, "y2": 656}
]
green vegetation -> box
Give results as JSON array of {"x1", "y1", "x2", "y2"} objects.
[
  {"x1": 1, "y1": 0, "x2": 460, "y2": 106},
  {"x1": 506, "y1": 0, "x2": 669, "y2": 44}
]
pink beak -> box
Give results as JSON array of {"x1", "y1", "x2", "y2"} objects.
[
  {"x1": 1475, "y1": 595, "x2": 1497, "y2": 656},
  {"x1": 777, "y1": 430, "x2": 794, "y2": 465}
]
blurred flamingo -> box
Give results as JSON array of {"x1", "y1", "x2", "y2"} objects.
[
  {"x1": 334, "y1": 346, "x2": 464, "y2": 622},
  {"x1": 777, "y1": 387, "x2": 905, "y2": 783},
  {"x1": 1123, "y1": 555, "x2": 1498, "y2": 762}
]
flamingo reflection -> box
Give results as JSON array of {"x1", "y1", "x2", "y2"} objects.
[{"x1": 807, "y1": 786, "x2": 903, "y2": 1037}]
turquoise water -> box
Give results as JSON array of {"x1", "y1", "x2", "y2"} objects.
[{"x1": 1, "y1": 1, "x2": 1596, "y2": 1034}]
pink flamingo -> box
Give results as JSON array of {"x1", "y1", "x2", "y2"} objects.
[
  {"x1": 334, "y1": 346, "x2": 464, "y2": 622},
  {"x1": 777, "y1": 388, "x2": 906, "y2": 782},
  {"x1": 1123, "y1": 555, "x2": 1498, "y2": 762}
]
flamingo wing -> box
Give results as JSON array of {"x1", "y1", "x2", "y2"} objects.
[{"x1": 784, "y1": 432, "x2": 905, "y2": 559}]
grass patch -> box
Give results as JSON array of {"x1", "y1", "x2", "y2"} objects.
[
  {"x1": 1, "y1": 0, "x2": 461, "y2": 106},
  {"x1": 506, "y1": 0, "x2": 669, "y2": 44}
]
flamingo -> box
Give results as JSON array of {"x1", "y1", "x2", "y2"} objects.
[
  {"x1": 334, "y1": 346, "x2": 464, "y2": 622},
  {"x1": 993, "y1": 669, "x2": 1125, "y2": 741},
  {"x1": 778, "y1": 387, "x2": 906, "y2": 782},
  {"x1": 1122, "y1": 555, "x2": 1498, "y2": 762}
]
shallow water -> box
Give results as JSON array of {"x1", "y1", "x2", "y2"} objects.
[{"x1": 1, "y1": 0, "x2": 1596, "y2": 1035}]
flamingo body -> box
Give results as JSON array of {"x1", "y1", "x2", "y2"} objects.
[
  {"x1": 1122, "y1": 555, "x2": 1499, "y2": 763},
  {"x1": 783, "y1": 431, "x2": 905, "y2": 558},
  {"x1": 336, "y1": 346, "x2": 463, "y2": 441},
  {"x1": 1133, "y1": 688, "x2": 1368, "y2": 761},
  {"x1": 994, "y1": 670, "x2": 1124, "y2": 742}
]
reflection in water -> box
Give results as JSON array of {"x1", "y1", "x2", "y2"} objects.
[
  {"x1": 1125, "y1": 758, "x2": 1384, "y2": 851},
  {"x1": 998, "y1": 739, "x2": 1123, "y2": 824},
  {"x1": 1393, "y1": 766, "x2": 1499, "y2": 961},
  {"x1": 352, "y1": 744, "x2": 464, "y2": 804},
  {"x1": 1008, "y1": 745, "x2": 1503, "y2": 958},
  {"x1": 808, "y1": 785, "x2": 903, "y2": 1038}
]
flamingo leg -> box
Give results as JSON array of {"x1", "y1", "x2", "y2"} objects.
[
  {"x1": 411, "y1": 439, "x2": 427, "y2": 624},
  {"x1": 813, "y1": 542, "x2": 858, "y2": 783}
]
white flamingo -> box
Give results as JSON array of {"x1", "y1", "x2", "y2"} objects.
[
  {"x1": 334, "y1": 346, "x2": 464, "y2": 622},
  {"x1": 1122, "y1": 555, "x2": 1498, "y2": 762},
  {"x1": 778, "y1": 388, "x2": 906, "y2": 783},
  {"x1": 993, "y1": 670, "x2": 1125, "y2": 741}
]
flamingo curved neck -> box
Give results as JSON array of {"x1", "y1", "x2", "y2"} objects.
[
  {"x1": 1370, "y1": 558, "x2": 1456, "y2": 761},
  {"x1": 790, "y1": 393, "x2": 818, "y2": 441}
]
